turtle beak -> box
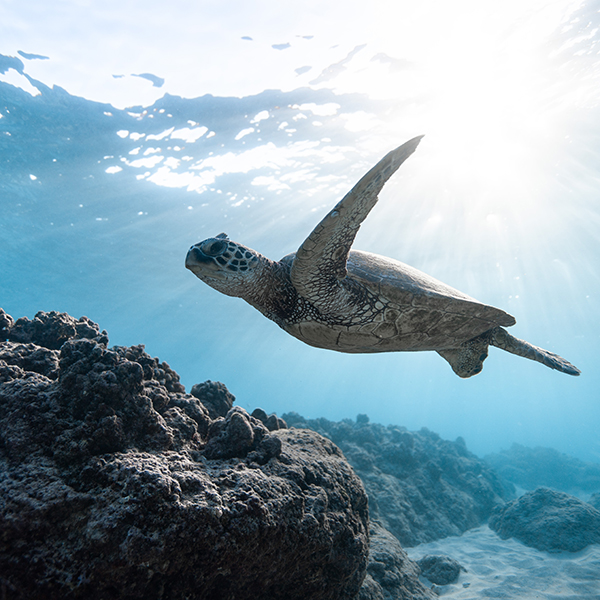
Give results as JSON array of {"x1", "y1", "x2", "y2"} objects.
[
  {"x1": 186, "y1": 243, "x2": 229, "y2": 280},
  {"x1": 185, "y1": 245, "x2": 212, "y2": 269},
  {"x1": 185, "y1": 245, "x2": 218, "y2": 278}
]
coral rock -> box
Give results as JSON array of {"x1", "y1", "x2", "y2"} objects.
[{"x1": 0, "y1": 310, "x2": 369, "y2": 600}]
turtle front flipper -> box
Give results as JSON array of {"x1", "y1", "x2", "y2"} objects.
[
  {"x1": 290, "y1": 136, "x2": 423, "y2": 310},
  {"x1": 489, "y1": 327, "x2": 581, "y2": 375}
]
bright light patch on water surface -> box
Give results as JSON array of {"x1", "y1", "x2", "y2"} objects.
[
  {"x1": 2, "y1": 0, "x2": 583, "y2": 226},
  {"x1": 170, "y1": 126, "x2": 208, "y2": 143},
  {"x1": 234, "y1": 127, "x2": 255, "y2": 140},
  {"x1": 250, "y1": 110, "x2": 270, "y2": 123}
]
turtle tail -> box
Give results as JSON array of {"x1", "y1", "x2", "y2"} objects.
[{"x1": 489, "y1": 327, "x2": 581, "y2": 376}]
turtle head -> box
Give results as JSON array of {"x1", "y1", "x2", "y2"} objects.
[{"x1": 185, "y1": 233, "x2": 265, "y2": 298}]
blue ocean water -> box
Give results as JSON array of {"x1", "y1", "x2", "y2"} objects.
[{"x1": 1, "y1": 1, "x2": 599, "y2": 463}]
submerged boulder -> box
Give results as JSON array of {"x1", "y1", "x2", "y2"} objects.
[
  {"x1": 416, "y1": 554, "x2": 463, "y2": 585},
  {"x1": 489, "y1": 487, "x2": 600, "y2": 552},
  {"x1": 0, "y1": 310, "x2": 369, "y2": 600}
]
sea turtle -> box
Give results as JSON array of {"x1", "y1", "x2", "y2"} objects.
[{"x1": 185, "y1": 136, "x2": 580, "y2": 378}]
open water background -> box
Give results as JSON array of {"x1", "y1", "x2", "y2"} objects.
[{"x1": 1, "y1": 0, "x2": 599, "y2": 461}]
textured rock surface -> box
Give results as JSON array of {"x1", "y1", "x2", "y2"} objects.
[
  {"x1": 589, "y1": 492, "x2": 600, "y2": 510},
  {"x1": 252, "y1": 407, "x2": 288, "y2": 432},
  {"x1": 357, "y1": 522, "x2": 436, "y2": 600},
  {"x1": 416, "y1": 555, "x2": 463, "y2": 585},
  {"x1": 1, "y1": 308, "x2": 108, "y2": 349},
  {"x1": 190, "y1": 379, "x2": 235, "y2": 419},
  {"x1": 485, "y1": 443, "x2": 600, "y2": 495},
  {"x1": 0, "y1": 310, "x2": 369, "y2": 600},
  {"x1": 284, "y1": 412, "x2": 511, "y2": 547},
  {"x1": 489, "y1": 487, "x2": 600, "y2": 552}
]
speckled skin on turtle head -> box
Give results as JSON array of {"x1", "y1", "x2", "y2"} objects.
[{"x1": 186, "y1": 137, "x2": 580, "y2": 378}]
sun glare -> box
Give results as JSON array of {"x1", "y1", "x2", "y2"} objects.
[
  {"x1": 311, "y1": 0, "x2": 584, "y2": 213},
  {"x1": 294, "y1": 0, "x2": 593, "y2": 304}
]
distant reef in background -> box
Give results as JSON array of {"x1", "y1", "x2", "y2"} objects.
[{"x1": 485, "y1": 443, "x2": 600, "y2": 496}]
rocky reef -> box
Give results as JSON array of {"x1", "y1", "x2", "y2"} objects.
[
  {"x1": 0, "y1": 310, "x2": 374, "y2": 600},
  {"x1": 283, "y1": 412, "x2": 512, "y2": 547}
]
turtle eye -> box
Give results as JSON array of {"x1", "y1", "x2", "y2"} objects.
[{"x1": 201, "y1": 239, "x2": 228, "y2": 257}]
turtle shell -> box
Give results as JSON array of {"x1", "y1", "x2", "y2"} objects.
[{"x1": 337, "y1": 249, "x2": 516, "y2": 352}]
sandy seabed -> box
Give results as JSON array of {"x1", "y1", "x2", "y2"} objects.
[{"x1": 406, "y1": 525, "x2": 600, "y2": 599}]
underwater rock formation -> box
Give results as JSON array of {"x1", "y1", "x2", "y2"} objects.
[
  {"x1": 283, "y1": 412, "x2": 511, "y2": 547},
  {"x1": 189, "y1": 379, "x2": 235, "y2": 419},
  {"x1": 0, "y1": 309, "x2": 370, "y2": 600},
  {"x1": 358, "y1": 522, "x2": 436, "y2": 600},
  {"x1": 416, "y1": 555, "x2": 463, "y2": 585},
  {"x1": 589, "y1": 492, "x2": 600, "y2": 510},
  {"x1": 484, "y1": 443, "x2": 600, "y2": 495},
  {"x1": 489, "y1": 487, "x2": 600, "y2": 552}
]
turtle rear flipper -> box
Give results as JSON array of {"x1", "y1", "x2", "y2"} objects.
[
  {"x1": 437, "y1": 333, "x2": 491, "y2": 378},
  {"x1": 489, "y1": 327, "x2": 581, "y2": 376}
]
